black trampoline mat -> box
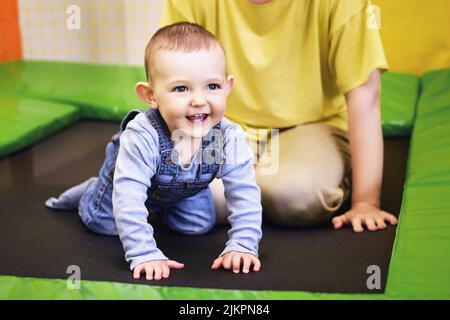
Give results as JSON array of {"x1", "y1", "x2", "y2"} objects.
[{"x1": 0, "y1": 120, "x2": 409, "y2": 293}]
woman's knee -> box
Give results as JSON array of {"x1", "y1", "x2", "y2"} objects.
[
  {"x1": 256, "y1": 123, "x2": 350, "y2": 227},
  {"x1": 261, "y1": 182, "x2": 344, "y2": 227}
]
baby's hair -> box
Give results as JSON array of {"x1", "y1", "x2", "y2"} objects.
[{"x1": 144, "y1": 22, "x2": 225, "y2": 81}]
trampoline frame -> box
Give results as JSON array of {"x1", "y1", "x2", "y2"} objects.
[{"x1": 1, "y1": 62, "x2": 449, "y2": 300}]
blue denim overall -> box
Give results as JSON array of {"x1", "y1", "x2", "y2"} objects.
[{"x1": 78, "y1": 108, "x2": 222, "y2": 236}]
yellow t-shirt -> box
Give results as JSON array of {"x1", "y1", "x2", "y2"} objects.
[{"x1": 161, "y1": 0, "x2": 388, "y2": 133}]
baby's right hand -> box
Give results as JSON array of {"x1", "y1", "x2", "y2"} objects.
[{"x1": 133, "y1": 259, "x2": 184, "y2": 281}]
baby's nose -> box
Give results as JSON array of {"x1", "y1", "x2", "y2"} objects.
[{"x1": 190, "y1": 92, "x2": 207, "y2": 106}]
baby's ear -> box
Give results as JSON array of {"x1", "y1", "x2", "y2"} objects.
[
  {"x1": 226, "y1": 75, "x2": 235, "y2": 94},
  {"x1": 135, "y1": 82, "x2": 157, "y2": 108}
]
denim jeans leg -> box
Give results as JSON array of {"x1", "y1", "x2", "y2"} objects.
[
  {"x1": 78, "y1": 140, "x2": 119, "y2": 236},
  {"x1": 45, "y1": 177, "x2": 98, "y2": 211}
]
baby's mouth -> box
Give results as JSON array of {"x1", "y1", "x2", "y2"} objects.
[{"x1": 186, "y1": 113, "x2": 209, "y2": 123}]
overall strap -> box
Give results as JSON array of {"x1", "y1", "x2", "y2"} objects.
[
  {"x1": 144, "y1": 108, "x2": 178, "y2": 177},
  {"x1": 119, "y1": 109, "x2": 142, "y2": 132},
  {"x1": 144, "y1": 108, "x2": 174, "y2": 152}
]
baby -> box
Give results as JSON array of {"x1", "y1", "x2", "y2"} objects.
[{"x1": 45, "y1": 22, "x2": 262, "y2": 281}]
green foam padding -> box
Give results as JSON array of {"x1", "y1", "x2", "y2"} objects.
[
  {"x1": 0, "y1": 275, "x2": 387, "y2": 300},
  {"x1": 0, "y1": 60, "x2": 145, "y2": 121},
  {"x1": 380, "y1": 72, "x2": 419, "y2": 137},
  {"x1": 0, "y1": 94, "x2": 80, "y2": 158},
  {"x1": 1, "y1": 60, "x2": 417, "y2": 135},
  {"x1": 384, "y1": 68, "x2": 450, "y2": 299}
]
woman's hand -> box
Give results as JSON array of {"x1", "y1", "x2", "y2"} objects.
[{"x1": 332, "y1": 202, "x2": 398, "y2": 232}]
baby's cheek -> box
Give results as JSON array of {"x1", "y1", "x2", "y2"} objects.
[
  {"x1": 163, "y1": 95, "x2": 186, "y2": 108},
  {"x1": 212, "y1": 100, "x2": 227, "y2": 114}
]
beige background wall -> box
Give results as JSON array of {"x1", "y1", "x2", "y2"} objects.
[
  {"x1": 18, "y1": 0, "x2": 164, "y2": 65},
  {"x1": 17, "y1": 0, "x2": 450, "y2": 74}
]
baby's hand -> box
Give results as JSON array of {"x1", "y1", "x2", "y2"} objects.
[
  {"x1": 133, "y1": 259, "x2": 184, "y2": 281},
  {"x1": 211, "y1": 251, "x2": 261, "y2": 274}
]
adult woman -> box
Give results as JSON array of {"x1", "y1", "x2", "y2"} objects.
[{"x1": 160, "y1": 0, "x2": 398, "y2": 232}]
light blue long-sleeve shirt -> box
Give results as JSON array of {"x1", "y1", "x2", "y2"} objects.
[{"x1": 112, "y1": 113, "x2": 262, "y2": 270}]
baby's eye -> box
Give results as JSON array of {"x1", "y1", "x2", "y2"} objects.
[
  {"x1": 173, "y1": 86, "x2": 188, "y2": 93},
  {"x1": 207, "y1": 83, "x2": 221, "y2": 90}
]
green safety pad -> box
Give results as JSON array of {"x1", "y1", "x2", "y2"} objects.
[
  {"x1": 384, "y1": 68, "x2": 450, "y2": 299},
  {"x1": 380, "y1": 72, "x2": 419, "y2": 137},
  {"x1": 0, "y1": 60, "x2": 145, "y2": 121},
  {"x1": 1, "y1": 60, "x2": 417, "y2": 135},
  {"x1": 0, "y1": 94, "x2": 80, "y2": 158},
  {"x1": 0, "y1": 275, "x2": 386, "y2": 300}
]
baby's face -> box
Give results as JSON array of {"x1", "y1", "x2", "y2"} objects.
[{"x1": 151, "y1": 47, "x2": 233, "y2": 139}]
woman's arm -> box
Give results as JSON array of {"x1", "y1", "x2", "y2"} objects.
[{"x1": 332, "y1": 69, "x2": 398, "y2": 232}]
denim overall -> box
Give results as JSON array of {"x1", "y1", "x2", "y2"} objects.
[{"x1": 78, "y1": 108, "x2": 222, "y2": 236}]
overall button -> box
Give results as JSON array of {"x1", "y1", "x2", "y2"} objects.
[
  {"x1": 165, "y1": 157, "x2": 173, "y2": 165},
  {"x1": 204, "y1": 148, "x2": 219, "y2": 164}
]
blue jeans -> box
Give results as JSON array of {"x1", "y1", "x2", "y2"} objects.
[{"x1": 78, "y1": 174, "x2": 216, "y2": 237}]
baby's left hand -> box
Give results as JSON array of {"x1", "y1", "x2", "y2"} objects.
[{"x1": 211, "y1": 251, "x2": 261, "y2": 274}]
